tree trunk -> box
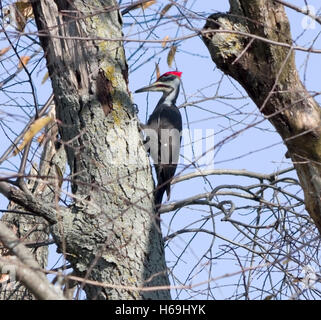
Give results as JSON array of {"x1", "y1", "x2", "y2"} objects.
[
  {"x1": 0, "y1": 104, "x2": 66, "y2": 300},
  {"x1": 29, "y1": 0, "x2": 170, "y2": 299},
  {"x1": 202, "y1": 0, "x2": 321, "y2": 234}
]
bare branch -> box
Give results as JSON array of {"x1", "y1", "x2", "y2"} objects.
[
  {"x1": 0, "y1": 182, "x2": 58, "y2": 224},
  {"x1": 274, "y1": 0, "x2": 321, "y2": 25},
  {"x1": 0, "y1": 222, "x2": 65, "y2": 300}
]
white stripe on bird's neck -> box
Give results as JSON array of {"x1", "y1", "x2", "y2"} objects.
[{"x1": 162, "y1": 88, "x2": 178, "y2": 106}]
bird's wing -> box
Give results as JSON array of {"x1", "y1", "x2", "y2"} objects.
[{"x1": 146, "y1": 105, "x2": 182, "y2": 205}]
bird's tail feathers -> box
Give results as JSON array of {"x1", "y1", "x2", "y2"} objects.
[
  {"x1": 154, "y1": 180, "x2": 172, "y2": 210},
  {"x1": 154, "y1": 186, "x2": 166, "y2": 209}
]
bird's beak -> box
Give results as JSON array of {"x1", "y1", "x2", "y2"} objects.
[{"x1": 135, "y1": 81, "x2": 170, "y2": 93}]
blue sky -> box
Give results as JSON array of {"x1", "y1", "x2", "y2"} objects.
[
  {"x1": 1, "y1": 0, "x2": 321, "y2": 299},
  {"x1": 127, "y1": 0, "x2": 321, "y2": 299}
]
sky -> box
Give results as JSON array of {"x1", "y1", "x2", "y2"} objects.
[
  {"x1": 1, "y1": 0, "x2": 321, "y2": 299},
  {"x1": 126, "y1": 0, "x2": 321, "y2": 299}
]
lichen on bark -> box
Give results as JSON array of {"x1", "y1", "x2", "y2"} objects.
[
  {"x1": 202, "y1": 0, "x2": 321, "y2": 233},
  {"x1": 30, "y1": 0, "x2": 170, "y2": 299}
]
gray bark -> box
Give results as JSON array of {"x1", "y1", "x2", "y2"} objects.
[
  {"x1": 0, "y1": 221, "x2": 65, "y2": 300},
  {"x1": 0, "y1": 104, "x2": 66, "y2": 300},
  {"x1": 202, "y1": 0, "x2": 321, "y2": 234},
  {"x1": 28, "y1": 0, "x2": 171, "y2": 299}
]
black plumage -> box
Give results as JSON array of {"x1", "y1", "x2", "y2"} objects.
[
  {"x1": 147, "y1": 102, "x2": 182, "y2": 206},
  {"x1": 135, "y1": 71, "x2": 183, "y2": 207}
]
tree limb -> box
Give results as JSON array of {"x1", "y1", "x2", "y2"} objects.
[
  {"x1": 0, "y1": 182, "x2": 59, "y2": 224},
  {"x1": 0, "y1": 222, "x2": 65, "y2": 300},
  {"x1": 202, "y1": 0, "x2": 321, "y2": 233}
]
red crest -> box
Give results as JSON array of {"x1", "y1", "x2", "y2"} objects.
[{"x1": 159, "y1": 71, "x2": 182, "y2": 79}]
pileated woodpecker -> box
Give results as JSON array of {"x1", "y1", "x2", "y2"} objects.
[{"x1": 135, "y1": 71, "x2": 183, "y2": 207}]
